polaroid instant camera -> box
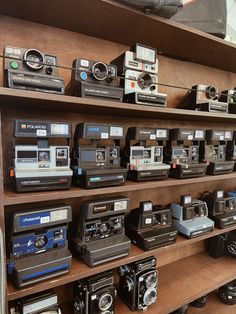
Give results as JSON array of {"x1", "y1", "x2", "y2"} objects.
[
  {"x1": 4, "y1": 45, "x2": 64, "y2": 94},
  {"x1": 164, "y1": 128, "x2": 207, "y2": 178},
  {"x1": 170, "y1": 194, "x2": 214, "y2": 238},
  {"x1": 13, "y1": 120, "x2": 73, "y2": 192},
  {"x1": 123, "y1": 126, "x2": 170, "y2": 181},
  {"x1": 72, "y1": 123, "x2": 127, "y2": 188},
  {"x1": 7, "y1": 205, "x2": 72, "y2": 288},
  {"x1": 199, "y1": 129, "x2": 234, "y2": 175},
  {"x1": 125, "y1": 201, "x2": 177, "y2": 250},
  {"x1": 112, "y1": 43, "x2": 167, "y2": 107},
  {"x1": 220, "y1": 88, "x2": 236, "y2": 114},
  {"x1": 226, "y1": 130, "x2": 236, "y2": 170}
]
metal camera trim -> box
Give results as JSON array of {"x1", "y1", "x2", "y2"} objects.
[
  {"x1": 145, "y1": 273, "x2": 157, "y2": 289},
  {"x1": 23, "y1": 48, "x2": 45, "y2": 71},
  {"x1": 137, "y1": 73, "x2": 155, "y2": 90},
  {"x1": 98, "y1": 292, "x2": 113, "y2": 311},
  {"x1": 205, "y1": 86, "x2": 219, "y2": 101},
  {"x1": 92, "y1": 61, "x2": 108, "y2": 81},
  {"x1": 143, "y1": 287, "x2": 157, "y2": 306}
]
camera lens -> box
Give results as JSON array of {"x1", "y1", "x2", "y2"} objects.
[
  {"x1": 24, "y1": 48, "x2": 44, "y2": 70},
  {"x1": 138, "y1": 73, "x2": 154, "y2": 90},
  {"x1": 99, "y1": 223, "x2": 110, "y2": 236},
  {"x1": 205, "y1": 86, "x2": 219, "y2": 100},
  {"x1": 98, "y1": 293, "x2": 113, "y2": 311},
  {"x1": 143, "y1": 288, "x2": 157, "y2": 306},
  {"x1": 145, "y1": 273, "x2": 157, "y2": 289},
  {"x1": 34, "y1": 235, "x2": 48, "y2": 249},
  {"x1": 92, "y1": 62, "x2": 108, "y2": 80}
]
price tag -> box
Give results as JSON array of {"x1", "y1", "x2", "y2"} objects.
[
  {"x1": 150, "y1": 134, "x2": 156, "y2": 140},
  {"x1": 188, "y1": 135, "x2": 193, "y2": 140},
  {"x1": 36, "y1": 129, "x2": 47, "y2": 136},
  {"x1": 40, "y1": 216, "x2": 50, "y2": 224},
  {"x1": 156, "y1": 129, "x2": 167, "y2": 138},
  {"x1": 195, "y1": 130, "x2": 204, "y2": 139},
  {"x1": 110, "y1": 127, "x2": 123, "y2": 137},
  {"x1": 101, "y1": 133, "x2": 109, "y2": 139},
  {"x1": 114, "y1": 200, "x2": 127, "y2": 211}
]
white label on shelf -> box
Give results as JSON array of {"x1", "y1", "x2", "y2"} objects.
[
  {"x1": 110, "y1": 127, "x2": 123, "y2": 137},
  {"x1": 40, "y1": 216, "x2": 50, "y2": 224},
  {"x1": 150, "y1": 134, "x2": 156, "y2": 140},
  {"x1": 156, "y1": 129, "x2": 167, "y2": 138},
  {"x1": 101, "y1": 133, "x2": 109, "y2": 139},
  {"x1": 145, "y1": 218, "x2": 152, "y2": 224},
  {"x1": 80, "y1": 59, "x2": 89, "y2": 67},
  {"x1": 50, "y1": 209, "x2": 68, "y2": 222},
  {"x1": 114, "y1": 200, "x2": 128, "y2": 211},
  {"x1": 36, "y1": 129, "x2": 47, "y2": 136},
  {"x1": 51, "y1": 124, "x2": 69, "y2": 135},
  {"x1": 195, "y1": 130, "x2": 204, "y2": 139},
  {"x1": 187, "y1": 135, "x2": 193, "y2": 140}
]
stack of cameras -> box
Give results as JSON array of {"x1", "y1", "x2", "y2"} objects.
[
  {"x1": 73, "y1": 197, "x2": 131, "y2": 266},
  {"x1": 164, "y1": 128, "x2": 208, "y2": 179},
  {"x1": 170, "y1": 194, "x2": 214, "y2": 238},
  {"x1": 7, "y1": 205, "x2": 72, "y2": 288},
  {"x1": 4, "y1": 46, "x2": 65, "y2": 94},
  {"x1": 125, "y1": 200, "x2": 177, "y2": 250},
  {"x1": 72, "y1": 123, "x2": 127, "y2": 188},
  {"x1": 13, "y1": 120, "x2": 73, "y2": 192},
  {"x1": 123, "y1": 126, "x2": 170, "y2": 181}
]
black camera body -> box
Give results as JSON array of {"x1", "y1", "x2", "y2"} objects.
[
  {"x1": 125, "y1": 201, "x2": 177, "y2": 251},
  {"x1": 67, "y1": 58, "x2": 123, "y2": 101},
  {"x1": 164, "y1": 128, "x2": 207, "y2": 179},
  {"x1": 123, "y1": 126, "x2": 170, "y2": 181},
  {"x1": 72, "y1": 123, "x2": 127, "y2": 188},
  {"x1": 112, "y1": 43, "x2": 167, "y2": 107},
  {"x1": 219, "y1": 88, "x2": 236, "y2": 114},
  {"x1": 226, "y1": 130, "x2": 236, "y2": 170},
  {"x1": 206, "y1": 230, "x2": 236, "y2": 258},
  {"x1": 74, "y1": 271, "x2": 116, "y2": 314},
  {"x1": 199, "y1": 130, "x2": 234, "y2": 175},
  {"x1": 73, "y1": 196, "x2": 131, "y2": 267},
  {"x1": 219, "y1": 280, "x2": 236, "y2": 305},
  {"x1": 4, "y1": 45, "x2": 64, "y2": 94},
  {"x1": 118, "y1": 256, "x2": 158, "y2": 310},
  {"x1": 202, "y1": 190, "x2": 236, "y2": 228}
]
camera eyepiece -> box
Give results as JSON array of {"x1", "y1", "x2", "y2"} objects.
[{"x1": 24, "y1": 48, "x2": 44, "y2": 71}]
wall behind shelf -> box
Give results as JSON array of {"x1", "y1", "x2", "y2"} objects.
[{"x1": 1, "y1": 15, "x2": 236, "y2": 109}]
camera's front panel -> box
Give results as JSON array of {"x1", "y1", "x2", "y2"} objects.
[
  {"x1": 129, "y1": 146, "x2": 163, "y2": 169},
  {"x1": 137, "y1": 269, "x2": 158, "y2": 309}
]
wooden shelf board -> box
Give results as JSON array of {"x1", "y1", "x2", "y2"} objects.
[
  {"x1": 4, "y1": 172, "x2": 236, "y2": 206},
  {"x1": 7, "y1": 225, "x2": 236, "y2": 301},
  {"x1": 0, "y1": 1, "x2": 236, "y2": 73},
  {"x1": 1, "y1": 87, "x2": 236, "y2": 122}
]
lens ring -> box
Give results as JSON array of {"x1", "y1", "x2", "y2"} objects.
[
  {"x1": 205, "y1": 86, "x2": 218, "y2": 101},
  {"x1": 92, "y1": 62, "x2": 108, "y2": 80},
  {"x1": 98, "y1": 293, "x2": 113, "y2": 311},
  {"x1": 138, "y1": 73, "x2": 154, "y2": 90},
  {"x1": 145, "y1": 273, "x2": 157, "y2": 289},
  {"x1": 34, "y1": 235, "x2": 48, "y2": 249},
  {"x1": 24, "y1": 48, "x2": 44, "y2": 70},
  {"x1": 143, "y1": 288, "x2": 157, "y2": 306}
]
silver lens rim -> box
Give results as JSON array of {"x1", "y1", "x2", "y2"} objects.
[
  {"x1": 24, "y1": 48, "x2": 44, "y2": 70},
  {"x1": 98, "y1": 293, "x2": 113, "y2": 311},
  {"x1": 92, "y1": 61, "x2": 108, "y2": 81}
]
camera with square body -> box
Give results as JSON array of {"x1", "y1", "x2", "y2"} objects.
[
  {"x1": 199, "y1": 129, "x2": 234, "y2": 175},
  {"x1": 117, "y1": 256, "x2": 158, "y2": 310},
  {"x1": 164, "y1": 128, "x2": 207, "y2": 178},
  {"x1": 72, "y1": 123, "x2": 127, "y2": 188},
  {"x1": 4, "y1": 45, "x2": 65, "y2": 94},
  {"x1": 112, "y1": 43, "x2": 167, "y2": 107},
  {"x1": 202, "y1": 190, "x2": 236, "y2": 229},
  {"x1": 219, "y1": 88, "x2": 236, "y2": 113},
  {"x1": 125, "y1": 200, "x2": 177, "y2": 250},
  {"x1": 74, "y1": 271, "x2": 116, "y2": 314},
  {"x1": 123, "y1": 126, "x2": 170, "y2": 181},
  {"x1": 67, "y1": 58, "x2": 123, "y2": 101},
  {"x1": 7, "y1": 205, "x2": 72, "y2": 288},
  {"x1": 206, "y1": 230, "x2": 236, "y2": 259},
  {"x1": 13, "y1": 120, "x2": 73, "y2": 192},
  {"x1": 73, "y1": 196, "x2": 131, "y2": 266},
  {"x1": 170, "y1": 194, "x2": 214, "y2": 238},
  {"x1": 9, "y1": 290, "x2": 61, "y2": 314},
  {"x1": 226, "y1": 130, "x2": 236, "y2": 170}
]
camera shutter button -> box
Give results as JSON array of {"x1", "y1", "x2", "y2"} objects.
[
  {"x1": 80, "y1": 71, "x2": 88, "y2": 81},
  {"x1": 10, "y1": 61, "x2": 19, "y2": 70}
]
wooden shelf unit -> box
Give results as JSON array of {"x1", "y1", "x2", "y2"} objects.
[{"x1": 1, "y1": 2, "x2": 236, "y2": 314}]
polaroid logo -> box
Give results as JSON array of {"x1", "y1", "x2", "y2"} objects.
[
  {"x1": 22, "y1": 216, "x2": 41, "y2": 223},
  {"x1": 140, "y1": 130, "x2": 152, "y2": 135},
  {"x1": 26, "y1": 125, "x2": 47, "y2": 129},
  {"x1": 94, "y1": 205, "x2": 107, "y2": 211}
]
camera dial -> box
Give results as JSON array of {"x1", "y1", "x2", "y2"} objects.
[
  {"x1": 125, "y1": 276, "x2": 134, "y2": 292},
  {"x1": 138, "y1": 73, "x2": 155, "y2": 91},
  {"x1": 34, "y1": 235, "x2": 48, "y2": 249},
  {"x1": 92, "y1": 62, "x2": 108, "y2": 81},
  {"x1": 143, "y1": 288, "x2": 157, "y2": 306},
  {"x1": 24, "y1": 48, "x2": 44, "y2": 71},
  {"x1": 98, "y1": 293, "x2": 113, "y2": 311},
  {"x1": 74, "y1": 296, "x2": 85, "y2": 314},
  {"x1": 205, "y1": 86, "x2": 219, "y2": 101}
]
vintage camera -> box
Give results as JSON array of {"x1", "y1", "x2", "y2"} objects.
[
  {"x1": 202, "y1": 190, "x2": 236, "y2": 229},
  {"x1": 73, "y1": 197, "x2": 131, "y2": 266},
  {"x1": 219, "y1": 88, "x2": 236, "y2": 114},
  {"x1": 125, "y1": 201, "x2": 177, "y2": 251},
  {"x1": 118, "y1": 256, "x2": 158, "y2": 310},
  {"x1": 9, "y1": 290, "x2": 61, "y2": 314},
  {"x1": 4, "y1": 46, "x2": 64, "y2": 94},
  {"x1": 164, "y1": 128, "x2": 207, "y2": 179},
  {"x1": 199, "y1": 129, "x2": 234, "y2": 175},
  {"x1": 182, "y1": 84, "x2": 228, "y2": 113},
  {"x1": 13, "y1": 120, "x2": 73, "y2": 192},
  {"x1": 112, "y1": 43, "x2": 167, "y2": 107},
  {"x1": 67, "y1": 58, "x2": 123, "y2": 101},
  {"x1": 170, "y1": 194, "x2": 214, "y2": 238},
  {"x1": 219, "y1": 280, "x2": 236, "y2": 305},
  {"x1": 74, "y1": 271, "x2": 116, "y2": 314},
  {"x1": 226, "y1": 131, "x2": 236, "y2": 170},
  {"x1": 7, "y1": 205, "x2": 72, "y2": 288},
  {"x1": 123, "y1": 127, "x2": 170, "y2": 181},
  {"x1": 206, "y1": 230, "x2": 236, "y2": 258},
  {"x1": 72, "y1": 123, "x2": 127, "y2": 188}
]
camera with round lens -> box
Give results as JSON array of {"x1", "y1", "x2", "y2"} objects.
[
  {"x1": 74, "y1": 271, "x2": 116, "y2": 314},
  {"x1": 68, "y1": 58, "x2": 123, "y2": 102},
  {"x1": 4, "y1": 45, "x2": 65, "y2": 94},
  {"x1": 117, "y1": 256, "x2": 158, "y2": 310},
  {"x1": 219, "y1": 88, "x2": 236, "y2": 114}
]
